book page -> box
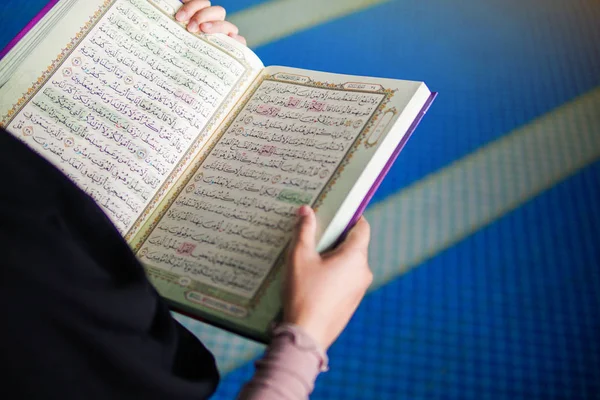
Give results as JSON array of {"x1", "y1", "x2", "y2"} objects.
[
  {"x1": 134, "y1": 66, "x2": 431, "y2": 339},
  {"x1": 0, "y1": 0, "x2": 263, "y2": 237},
  {"x1": 261, "y1": 68, "x2": 432, "y2": 251}
]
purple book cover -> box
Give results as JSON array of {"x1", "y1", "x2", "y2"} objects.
[{"x1": 0, "y1": 0, "x2": 59, "y2": 60}]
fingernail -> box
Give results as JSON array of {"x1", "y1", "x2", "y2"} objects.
[
  {"x1": 201, "y1": 22, "x2": 212, "y2": 31},
  {"x1": 175, "y1": 10, "x2": 187, "y2": 21},
  {"x1": 188, "y1": 21, "x2": 198, "y2": 32}
]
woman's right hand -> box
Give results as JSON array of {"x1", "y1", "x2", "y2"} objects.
[{"x1": 282, "y1": 205, "x2": 373, "y2": 351}]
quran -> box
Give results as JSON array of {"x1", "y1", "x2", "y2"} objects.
[{"x1": 0, "y1": 0, "x2": 436, "y2": 342}]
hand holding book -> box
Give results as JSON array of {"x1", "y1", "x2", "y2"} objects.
[{"x1": 283, "y1": 206, "x2": 373, "y2": 351}]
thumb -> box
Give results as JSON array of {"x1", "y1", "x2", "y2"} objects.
[
  {"x1": 336, "y1": 216, "x2": 370, "y2": 255},
  {"x1": 290, "y1": 205, "x2": 317, "y2": 256}
]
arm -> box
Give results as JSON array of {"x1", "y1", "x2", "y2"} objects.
[
  {"x1": 237, "y1": 207, "x2": 373, "y2": 400},
  {"x1": 236, "y1": 324, "x2": 326, "y2": 400}
]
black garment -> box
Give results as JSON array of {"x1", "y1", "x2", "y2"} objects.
[{"x1": 0, "y1": 131, "x2": 219, "y2": 399}]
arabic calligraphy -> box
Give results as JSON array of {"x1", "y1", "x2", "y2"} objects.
[
  {"x1": 6, "y1": 0, "x2": 246, "y2": 232},
  {"x1": 140, "y1": 77, "x2": 385, "y2": 298}
]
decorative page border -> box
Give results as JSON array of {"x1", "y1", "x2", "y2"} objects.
[
  {"x1": 136, "y1": 72, "x2": 396, "y2": 312},
  {"x1": 0, "y1": 0, "x2": 257, "y2": 240}
]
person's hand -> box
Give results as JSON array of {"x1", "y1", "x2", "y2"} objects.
[
  {"x1": 175, "y1": 1, "x2": 247, "y2": 45},
  {"x1": 283, "y1": 206, "x2": 373, "y2": 351}
]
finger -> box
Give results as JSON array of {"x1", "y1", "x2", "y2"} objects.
[
  {"x1": 290, "y1": 205, "x2": 317, "y2": 257},
  {"x1": 337, "y1": 217, "x2": 370, "y2": 255},
  {"x1": 176, "y1": 0, "x2": 211, "y2": 22},
  {"x1": 187, "y1": 6, "x2": 227, "y2": 33},
  {"x1": 229, "y1": 33, "x2": 247, "y2": 46},
  {"x1": 200, "y1": 20, "x2": 239, "y2": 36}
]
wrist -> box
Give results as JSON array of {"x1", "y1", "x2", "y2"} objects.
[
  {"x1": 282, "y1": 313, "x2": 330, "y2": 351},
  {"x1": 270, "y1": 322, "x2": 329, "y2": 373}
]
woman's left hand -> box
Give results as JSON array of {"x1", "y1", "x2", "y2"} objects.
[{"x1": 175, "y1": 1, "x2": 246, "y2": 45}]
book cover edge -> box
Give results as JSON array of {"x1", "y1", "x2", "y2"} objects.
[
  {"x1": 170, "y1": 303, "x2": 271, "y2": 344},
  {"x1": 339, "y1": 91, "x2": 438, "y2": 240}
]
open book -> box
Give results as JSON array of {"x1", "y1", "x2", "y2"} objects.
[{"x1": 0, "y1": 0, "x2": 436, "y2": 342}]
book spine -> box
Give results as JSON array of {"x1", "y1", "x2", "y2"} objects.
[
  {"x1": 0, "y1": 0, "x2": 59, "y2": 60},
  {"x1": 338, "y1": 91, "x2": 438, "y2": 243}
]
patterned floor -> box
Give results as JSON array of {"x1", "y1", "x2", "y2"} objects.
[{"x1": 1, "y1": 0, "x2": 599, "y2": 398}]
